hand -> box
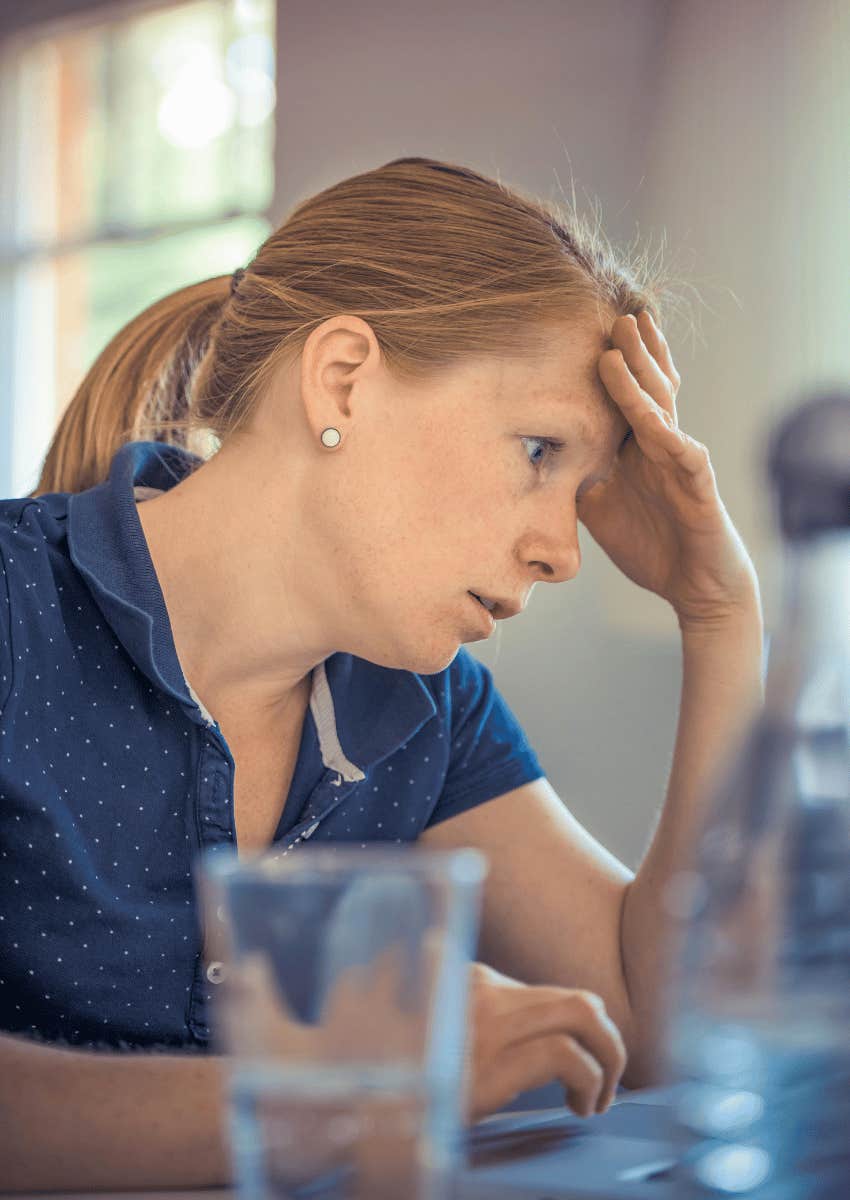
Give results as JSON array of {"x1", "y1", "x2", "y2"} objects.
[
  {"x1": 224, "y1": 953, "x2": 627, "y2": 1127},
  {"x1": 464, "y1": 961, "x2": 628, "y2": 1123},
  {"x1": 577, "y1": 311, "x2": 760, "y2": 629}
]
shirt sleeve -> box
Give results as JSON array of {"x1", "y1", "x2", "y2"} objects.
[{"x1": 427, "y1": 647, "x2": 546, "y2": 827}]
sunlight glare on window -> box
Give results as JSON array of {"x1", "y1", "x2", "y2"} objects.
[{"x1": 2, "y1": 0, "x2": 276, "y2": 496}]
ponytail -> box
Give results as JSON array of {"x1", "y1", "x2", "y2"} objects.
[{"x1": 33, "y1": 275, "x2": 230, "y2": 496}]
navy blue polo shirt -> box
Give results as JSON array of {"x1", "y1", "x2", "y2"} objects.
[{"x1": 0, "y1": 441, "x2": 545, "y2": 1051}]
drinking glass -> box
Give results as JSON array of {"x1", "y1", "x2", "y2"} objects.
[{"x1": 197, "y1": 844, "x2": 487, "y2": 1200}]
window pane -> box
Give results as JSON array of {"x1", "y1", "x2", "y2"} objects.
[
  {"x1": 11, "y1": 0, "x2": 275, "y2": 250},
  {"x1": 7, "y1": 215, "x2": 270, "y2": 495},
  {"x1": 75, "y1": 215, "x2": 271, "y2": 381}
]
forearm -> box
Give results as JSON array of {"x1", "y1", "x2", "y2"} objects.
[
  {"x1": 619, "y1": 600, "x2": 766, "y2": 1087},
  {"x1": 0, "y1": 1031, "x2": 231, "y2": 1192}
]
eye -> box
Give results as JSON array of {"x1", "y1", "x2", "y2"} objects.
[{"x1": 521, "y1": 436, "x2": 565, "y2": 471}]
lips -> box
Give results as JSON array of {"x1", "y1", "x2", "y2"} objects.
[
  {"x1": 469, "y1": 592, "x2": 497, "y2": 612},
  {"x1": 468, "y1": 591, "x2": 496, "y2": 632}
]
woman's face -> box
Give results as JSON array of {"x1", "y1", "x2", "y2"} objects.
[{"x1": 266, "y1": 315, "x2": 631, "y2": 675}]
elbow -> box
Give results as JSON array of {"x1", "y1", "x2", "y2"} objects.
[
  {"x1": 618, "y1": 990, "x2": 669, "y2": 1092},
  {"x1": 621, "y1": 1040, "x2": 666, "y2": 1092},
  {"x1": 615, "y1": 883, "x2": 668, "y2": 1094}
]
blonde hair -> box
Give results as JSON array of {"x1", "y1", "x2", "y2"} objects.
[{"x1": 34, "y1": 156, "x2": 678, "y2": 496}]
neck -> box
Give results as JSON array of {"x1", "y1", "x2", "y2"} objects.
[{"x1": 135, "y1": 438, "x2": 333, "y2": 724}]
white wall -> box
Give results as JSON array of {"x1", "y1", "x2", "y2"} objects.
[
  {"x1": 2, "y1": 0, "x2": 845, "y2": 868},
  {"x1": 273, "y1": 0, "x2": 849, "y2": 867}
]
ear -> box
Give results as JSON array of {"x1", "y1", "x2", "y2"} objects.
[{"x1": 300, "y1": 316, "x2": 383, "y2": 442}]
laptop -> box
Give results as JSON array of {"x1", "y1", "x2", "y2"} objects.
[{"x1": 455, "y1": 1083, "x2": 680, "y2": 1199}]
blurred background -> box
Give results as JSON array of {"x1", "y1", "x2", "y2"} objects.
[{"x1": 0, "y1": 0, "x2": 847, "y2": 869}]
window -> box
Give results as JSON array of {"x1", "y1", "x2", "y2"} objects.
[{"x1": 0, "y1": 0, "x2": 276, "y2": 495}]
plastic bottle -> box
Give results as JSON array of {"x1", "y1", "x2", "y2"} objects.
[{"x1": 662, "y1": 391, "x2": 850, "y2": 1198}]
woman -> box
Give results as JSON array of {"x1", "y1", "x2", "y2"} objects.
[{"x1": 0, "y1": 156, "x2": 764, "y2": 1191}]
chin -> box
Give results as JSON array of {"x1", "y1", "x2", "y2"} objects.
[
  {"x1": 355, "y1": 628, "x2": 462, "y2": 677},
  {"x1": 405, "y1": 645, "x2": 462, "y2": 676}
]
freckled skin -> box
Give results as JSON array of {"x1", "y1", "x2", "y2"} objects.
[{"x1": 136, "y1": 314, "x2": 630, "y2": 718}]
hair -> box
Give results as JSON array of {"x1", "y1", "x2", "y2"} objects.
[{"x1": 33, "y1": 155, "x2": 684, "y2": 496}]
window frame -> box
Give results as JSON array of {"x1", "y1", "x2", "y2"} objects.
[{"x1": 0, "y1": 0, "x2": 281, "y2": 496}]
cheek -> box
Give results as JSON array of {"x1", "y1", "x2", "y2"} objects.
[
  {"x1": 336, "y1": 477, "x2": 434, "y2": 598},
  {"x1": 325, "y1": 436, "x2": 515, "y2": 592}
]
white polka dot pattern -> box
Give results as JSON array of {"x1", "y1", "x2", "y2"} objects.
[{"x1": 0, "y1": 442, "x2": 545, "y2": 1049}]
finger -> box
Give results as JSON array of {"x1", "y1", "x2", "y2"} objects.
[
  {"x1": 557, "y1": 993, "x2": 627, "y2": 1112},
  {"x1": 499, "y1": 989, "x2": 627, "y2": 1111},
  {"x1": 597, "y1": 350, "x2": 691, "y2": 466},
  {"x1": 610, "y1": 313, "x2": 678, "y2": 424},
  {"x1": 637, "y1": 309, "x2": 681, "y2": 401},
  {"x1": 491, "y1": 1032, "x2": 605, "y2": 1119},
  {"x1": 550, "y1": 1034, "x2": 606, "y2": 1118}
]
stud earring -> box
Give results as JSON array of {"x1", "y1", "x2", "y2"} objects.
[{"x1": 320, "y1": 427, "x2": 342, "y2": 448}]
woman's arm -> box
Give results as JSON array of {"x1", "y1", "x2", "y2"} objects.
[
  {"x1": 0, "y1": 987, "x2": 628, "y2": 1192},
  {"x1": 423, "y1": 308, "x2": 769, "y2": 1088},
  {"x1": 0, "y1": 1031, "x2": 231, "y2": 1192},
  {"x1": 419, "y1": 599, "x2": 764, "y2": 1090},
  {"x1": 619, "y1": 601, "x2": 765, "y2": 1083}
]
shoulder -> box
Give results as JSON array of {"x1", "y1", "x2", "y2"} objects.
[
  {"x1": 0, "y1": 491, "x2": 74, "y2": 716},
  {"x1": 0, "y1": 491, "x2": 71, "y2": 562},
  {"x1": 0, "y1": 492, "x2": 73, "y2": 603},
  {"x1": 420, "y1": 647, "x2": 544, "y2": 826}
]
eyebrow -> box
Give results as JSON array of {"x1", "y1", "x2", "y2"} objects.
[
  {"x1": 570, "y1": 414, "x2": 595, "y2": 447},
  {"x1": 565, "y1": 411, "x2": 631, "y2": 455},
  {"x1": 531, "y1": 390, "x2": 631, "y2": 459}
]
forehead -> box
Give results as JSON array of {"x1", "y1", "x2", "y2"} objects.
[{"x1": 489, "y1": 320, "x2": 628, "y2": 442}]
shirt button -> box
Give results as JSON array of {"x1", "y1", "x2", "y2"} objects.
[{"x1": 206, "y1": 961, "x2": 226, "y2": 984}]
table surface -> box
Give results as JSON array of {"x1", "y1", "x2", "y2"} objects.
[{"x1": 7, "y1": 1086, "x2": 679, "y2": 1200}]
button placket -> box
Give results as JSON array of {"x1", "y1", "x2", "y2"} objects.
[
  {"x1": 188, "y1": 736, "x2": 235, "y2": 1040},
  {"x1": 271, "y1": 772, "x2": 352, "y2": 859},
  {"x1": 196, "y1": 737, "x2": 234, "y2": 846},
  {"x1": 188, "y1": 769, "x2": 357, "y2": 1041}
]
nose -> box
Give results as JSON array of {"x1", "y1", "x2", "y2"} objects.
[{"x1": 521, "y1": 510, "x2": 582, "y2": 585}]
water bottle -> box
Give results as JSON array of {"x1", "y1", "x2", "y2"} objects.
[{"x1": 662, "y1": 390, "x2": 850, "y2": 1198}]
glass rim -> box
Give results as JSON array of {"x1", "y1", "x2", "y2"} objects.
[{"x1": 198, "y1": 843, "x2": 488, "y2": 886}]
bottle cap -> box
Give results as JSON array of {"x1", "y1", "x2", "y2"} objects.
[{"x1": 766, "y1": 390, "x2": 850, "y2": 538}]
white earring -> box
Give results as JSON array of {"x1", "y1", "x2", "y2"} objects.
[{"x1": 320, "y1": 427, "x2": 342, "y2": 448}]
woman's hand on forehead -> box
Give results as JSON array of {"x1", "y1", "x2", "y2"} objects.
[{"x1": 577, "y1": 311, "x2": 759, "y2": 626}]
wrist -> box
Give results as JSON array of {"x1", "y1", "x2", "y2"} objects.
[
  {"x1": 678, "y1": 609, "x2": 763, "y2": 643},
  {"x1": 676, "y1": 587, "x2": 763, "y2": 641},
  {"x1": 679, "y1": 601, "x2": 767, "y2": 706}
]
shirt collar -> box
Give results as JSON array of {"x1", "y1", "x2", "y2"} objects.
[{"x1": 67, "y1": 441, "x2": 436, "y2": 778}]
